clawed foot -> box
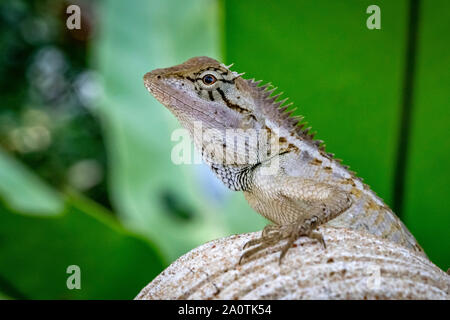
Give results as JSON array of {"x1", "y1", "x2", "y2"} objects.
[{"x1": 239, "y1": 222, "x2": 326, "y2": 265}]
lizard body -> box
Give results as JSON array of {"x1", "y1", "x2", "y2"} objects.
[{"x1": 144, "y1": 56, "x2": 425, "y2": 263}]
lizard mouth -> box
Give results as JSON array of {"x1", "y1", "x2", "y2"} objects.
[
  {"x1": 143, "y1": 77, "x2": 172, "y2": 106},
  {"x1": 143, "y1": 72, "x2": 228, "y2": 128},
  {"x1": 143, "y1": 71, "x2": 187, "y2": 109}
]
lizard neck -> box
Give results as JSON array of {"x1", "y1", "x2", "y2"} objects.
[{"x1": 208, "y1": 162, "x2": 254, "y2": 191}]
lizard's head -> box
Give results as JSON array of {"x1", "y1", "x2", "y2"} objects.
[
  {"x1": 143, "y1": 56, "x2": 315, "y2": 167},
  {"x1": 143, "y1": 56, "x2": 259, "y2": 133}
]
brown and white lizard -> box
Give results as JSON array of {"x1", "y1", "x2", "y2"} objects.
[{"x1": 143, "y1": 56, "x2": 425, "y2": 264}]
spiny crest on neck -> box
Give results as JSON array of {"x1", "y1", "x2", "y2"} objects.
[
  {"x1": 224, "y1": 63, "x2": 349, "y2": 169},
  {"x1": 224, "y1": 62, "x2": 374, "y2": 195},
  {"x1": 241, "y1": 76, "x2": 329, "y2": 155}
]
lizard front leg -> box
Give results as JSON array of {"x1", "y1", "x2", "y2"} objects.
[{"x1": 240, "y1": 176, "x2": 352, "y2": 264}]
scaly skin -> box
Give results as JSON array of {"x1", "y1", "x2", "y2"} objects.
[{"x1": 143, "y1": 56, "x2": 425, "y2": 263}]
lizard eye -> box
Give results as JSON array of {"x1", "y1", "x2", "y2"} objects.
[{"x1": 202, "y1": 74, "x2": 217, "y2": 85}]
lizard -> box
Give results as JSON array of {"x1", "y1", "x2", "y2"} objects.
[{"x1": 143, "y1": 56, "x2": 426, "y2": 264}]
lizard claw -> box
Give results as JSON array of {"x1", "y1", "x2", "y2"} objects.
[
  {"x1": 242, "y1": 224, "x2": 279, "y2": 250},
  {"x1": 242, "y1": 237, "x2": 263, "y2": 250},
  {"x1": 239, "y1": 221, "x2": 327, "y2": 265},
  {"x1": 262, "y1": 224, "x2": 278, "y2": 237},
  {"x1": 239, "y1": 238, "x2": 279, "y2": 265},
  {"x1": 278, "y1": 230, "x2": 326, "y2": 264},
  {"x1": 309, "y1": 231, "x2": 326, "y2": 249}
]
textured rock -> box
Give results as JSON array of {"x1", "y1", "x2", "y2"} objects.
[{"x1": 136, "y1": 226, "x2": 449, "y2": 300}]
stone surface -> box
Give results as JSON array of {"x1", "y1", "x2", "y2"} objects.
[{"x1": 136, "y1": 226, "x2": 449, "y2": 300}]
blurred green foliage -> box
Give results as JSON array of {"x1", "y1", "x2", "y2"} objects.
[
  {"x1": 225, "y1": 0, "x2": 407, "y2": 205},
  {"x1": 0, "y1": 149, "x2": 164, "y2": 299},
  {"x1": 0, "y1": 0, "x2": 111, "y2": 209},
  {"x1": 403, "y1": 0, "x2": 450, "y2": 268},
  {"x1": 0, "y1": 0, "x2": 448, "y2": 299},
  {"x1": 0, "y1": 148, "x2": 62, "y2": 215},
  {"x1": 224, "y1": 0, "x2": 450, "y2": 268},
  {"x1": 0, "y1": 195, "x2": 164, "y2": 299}
]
